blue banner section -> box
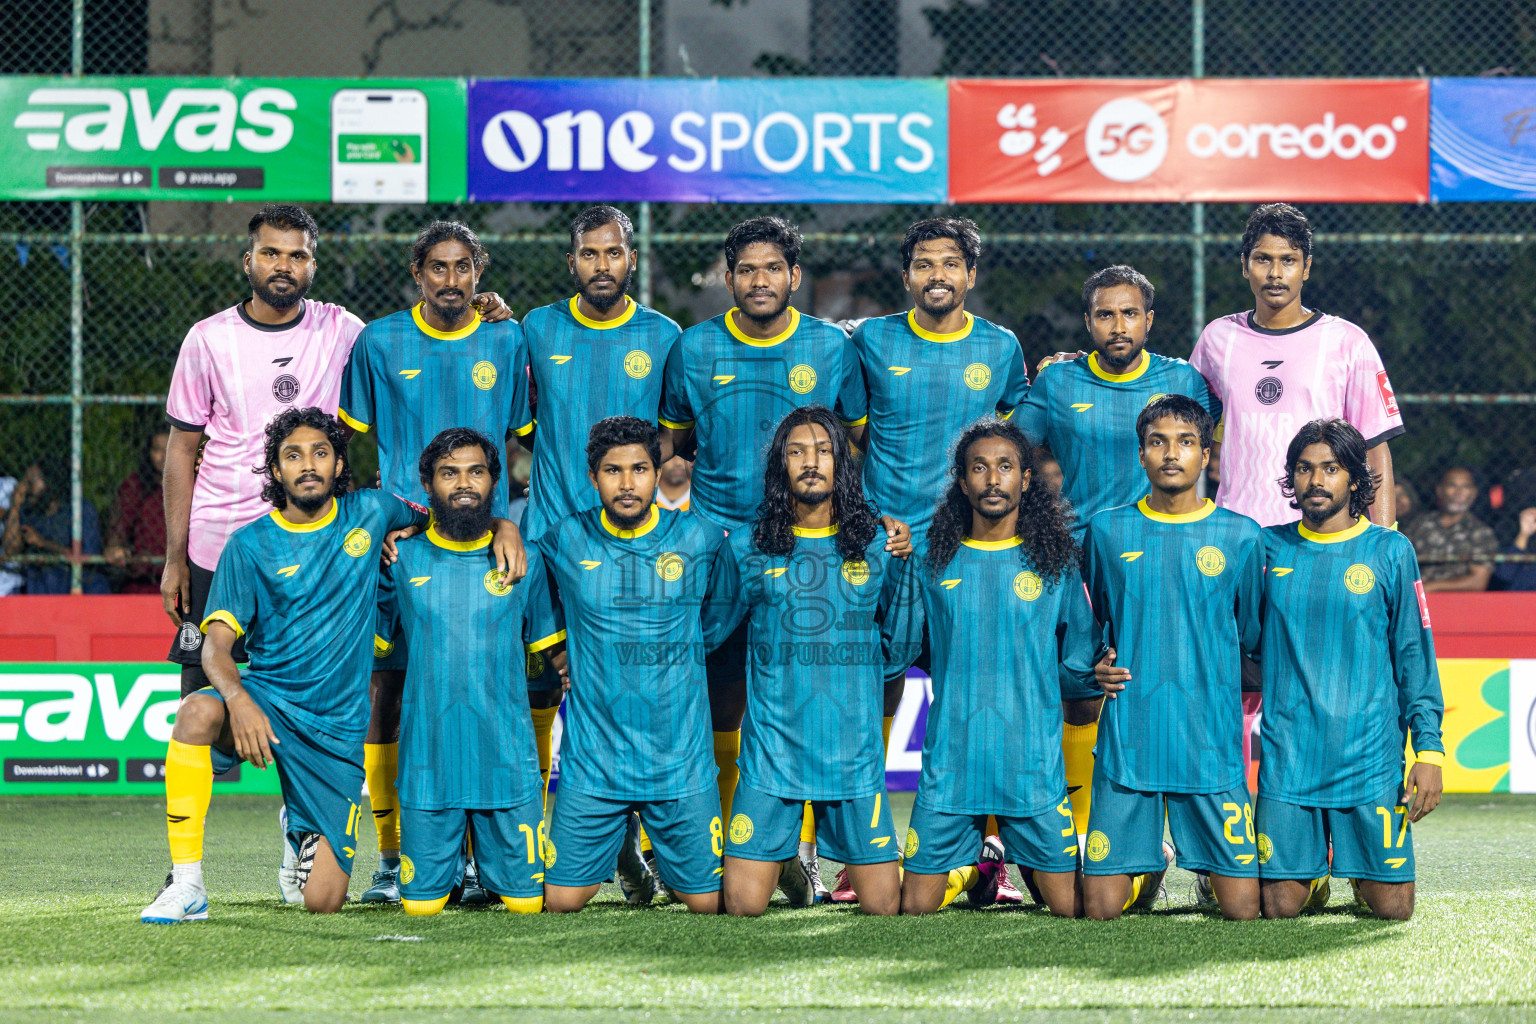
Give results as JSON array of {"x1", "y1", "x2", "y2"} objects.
[
  {"x1": 467, "y1": 78, "x2": 947, "y2": 203},
  {"x1": 1430, "y1": 79, "x2": 1536, "y2": 201}
]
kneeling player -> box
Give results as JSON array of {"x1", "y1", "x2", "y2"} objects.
[
  {"x1": 141, "y1": 408, "x2": 426, "y2": 922},
  {"x1": 1081, "y1": 396, "x2": 1264, "y2": 920},
  {"x1": 708, "y1": 407, "x2": 909, "y2": 916},
  {"x1": 1256, "y1": 419, "x2": 1443, "y2": 921},
  {"x1": 894, "y1": 420, "x2": 1096, "y2": 917},
  {"x1": 539, "y1": 417, "x2": 729, "y2": 914},
  {"x1": 383, "y1": 428, "x2": 565, "y2": 916}
]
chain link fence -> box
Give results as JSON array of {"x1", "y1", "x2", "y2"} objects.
[{"x1": 3, "y1": 0, "x2": 1535, "y2": 590}]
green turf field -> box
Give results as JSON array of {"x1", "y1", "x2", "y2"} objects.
[{"x1": 1, "y1": 792, "x2": 1533, "y2": 1024}]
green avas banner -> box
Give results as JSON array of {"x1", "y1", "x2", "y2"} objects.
[
  {"x1": 0, "y1": 663, "x2": 280, "y2": 794},
  {"x1": 0, "y1": 77, "x2": 466, "y2": 202}
]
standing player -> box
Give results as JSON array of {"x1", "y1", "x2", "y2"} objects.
[
  {"x1": 337, "y1": 221, "x2": 529, "y2": 905},
  {"x1": 1080, "y1": 396, "x2": 1264, "y2": 921},
  {"x1": 893, "y1": 419, "x2": 1097, "y2": 916},
  {"x1": 539, "y1": 417, "x2": 728, "y2": 915},
  {"x1": 1014, "y1": 265, "x2": 1221, "y2": 839},
  {"x1": 384, "y1": 428, "x2": 564, "y2": 916},
  {"x1": 1256, "y1": 419, "x2": 1443, "y2": 921},
  {"x1": 708, "y1": 407, "x2": 906, "y2": 916},
  {"x1": 140, "y1": 408, "x2": 427, "y2": 922}
]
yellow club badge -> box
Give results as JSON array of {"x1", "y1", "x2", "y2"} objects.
[
  {"x1": 484, "y1": 568, "x2": 513, "y2": 596},
  {"x1": 1344, "y1": 563, "x2": 1376, "y2": 594},
  {"x1": 398, "y1": 855, "x2": 415, "y2": 885},
  {"x1": 729, "y1": 813, "x2": 753, "y2": 844},
  {"x1": 526, "y1": 650, "x2": 545, "y2": 679},
  {"x1": 1013, "y1": 570, "x2": 1042, "y2": 601},
  {"x1": 624, "y1": 350, "x2": 652, "y2": 379},
  {"x1": 1196, "y1": 546, "x2": 1226, "y2": 577},
  {"x1": 1258, "y1": 833, "x2": 1274, "y2": 864},
  {"x1": 904, "y1": 828, "x2": 919, "y2": 859},
  {"x1": 963, "y1": 362, "x2": 991, "y2": 390},
  {"x1": 656, "y1": 552, "x2": 685, "y2": 582},
  {"x1": 1086, "y1": 830, "x2": 1110, "y2": 862},
  {"x1": 788, "y1": 364, "x2": 817, "y2": 394},
  {"x1": 543, "y1": 838, "x2": 557, "y2": 868},
  {"x1": 343, "y1": 528, "x2": 371, "y2": 557},
  {"x1": 471, "y1": 360, "x2": 497, "y2": 390},
  {"x1": 841, "y1": 559, "x2": 870, "y2": 586},
  {"x1": 1146, "y1": 393, "x2": 1167, "y2": 405}
]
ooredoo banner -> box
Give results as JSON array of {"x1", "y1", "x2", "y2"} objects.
[{"x1": 949, "y1": 78, "x2": 1429, "y2": 203}]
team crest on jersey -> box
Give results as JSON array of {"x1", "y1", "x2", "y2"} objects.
[
  {"x1": 1013, "y1": 570, "x2": 1043, "y2": 601},
  {"x1": 1086, "y1": 831, "x2": 1110, "y2": 862},
  {"x1": 484, "y1": 568, "x2": 513, "y2": 596},
  {"x1": 655, "y1": 552, "x2": 685, "y2": 582},
  {"x1": 788, "y1": 364, "x2": 817, "y2": 394},
  {"x1": 526, "y1": 650, "x2": 545, "y2": 679},
  {"x1": 373, "y1": 635, "x2": 395, "y2": 658},
  {"x1": 271, "y1": 374, "x2": 300, "y2": 403},
  {"x1": 471, "y1": 360, "x2": 497, "y2": 390},
  {"x1": 398, "y1": 855, "x2": 415, "y2": 885},
  {"x1": 904, "y1": 828, "x2": 919, "y2": 859},
  {"x1": 962, "y1": 362, "x2": 991, "y2": 391},
  {"x1": 1147, "y1": 393, "x2": 1167, "y2": 405},
  {"x1": 841, "y1": 560, "x2": 870, "y2": 586},
  {"x1": 1254, "y1": 376, "x2": 1284, "y2": 405},
  {"x1": 729, "y1": 813, "x2": 753, "y2": 844},
  {"x1": 342, "y1": 528, "x2": 371, "y2": 557},
  {"x1": 1196, "y1": 546, "x2": 1226, "y2": 577},
  {"x1": 1257, "y1": 833, "x2": 1273, "y2": 865},
  {"x1": 1344, "y1": 563, "x2": 1376, "y2": 594},
  {"x1": 623, "y1": 350, "x2": 652, "y2": 379}
]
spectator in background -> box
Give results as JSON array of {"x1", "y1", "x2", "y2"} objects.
[
  {"x1": 657, "y1": 455, "x2": 692, "y2": 511},
  {"x1": 105, "y1": 428, "x2": 170, "y2": 593},
  {"x1": 1493, "y1": 504, "x2": 1536, "y2": 592},
  {"x1": 1, "y1": 461, "x2": 109, "y2": 594},
  {"x1": 1033, "y1": 448, "x2": 1063, "y2": 496},
  {"x1": 1394, "y1": 480, "x2": 1420, "y2": 529},
  {"x1": 507, "y1": 446, "x2": 532, "y2": 528},
  {"x1": 1405, "y1": 466, "x2": 1497, "y2": 592},
  {"x1": 0, "y1": 473, "x2": 22, "y2": 596}
]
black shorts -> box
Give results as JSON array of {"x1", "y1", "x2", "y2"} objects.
[
  {"x1": 166, "y1": 558, "x2": 247, "y2": 671},
  {"x1": 705, "y1": 618, "x2": 750, "y2": 688},
  {"x1": 1240, "y1": 652, "x2": 1262, "y2": 693}
]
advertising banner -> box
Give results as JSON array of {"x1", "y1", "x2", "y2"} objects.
[
  {"x1": 1430, "y1": 78, "x2": 1536, "y2": 201},
  {"x1": 0, "y1": 77, "x2": 467, "y2": 202},
  {"x1": 949, "y1": 78, "x2": 1429, "y2": 203},
  {"x1": 467, "y1": 77, "x2": 947, "y2": 203}
]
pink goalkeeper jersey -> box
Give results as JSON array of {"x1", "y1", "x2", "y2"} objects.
[
  {"x1": 166, "y1": 300, "x2": 365, "y2": 568},
  {"x1": 1189, "y1": 311, "x2": 1404, "y2": 528}
]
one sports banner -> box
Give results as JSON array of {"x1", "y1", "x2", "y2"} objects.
[
  {"x1": 467, "y1": 78, "x2": 948, "y2": 203},
  {"x1": 948, "y1": 78, "x2": 1430, "y2": 203},
  {"x1": 0, "y1": 77, "x2": 467, "y2": 202},
  {"x1": 1430, "y1": 78, "x2": 1536, "y2": 201}
]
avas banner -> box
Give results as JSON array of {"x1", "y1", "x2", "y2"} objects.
[
  {"x1": 1430, "y1": 78, "x2": 1536, "y2": 201},
  {"x1": 0, "y1": 77, "x2": 467, "y2": 202},
  {"x1": 0, "y1": 663, "x2": 279, "y2": 794},
  {"x1": 466, "y1": 78, "x2": 947, "y2": 203},
  {"x1": 948, "y1": 78, "x2": 1430, "y2": 203}
]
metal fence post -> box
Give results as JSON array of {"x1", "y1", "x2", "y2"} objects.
[
  {"x1": 637, "y1": 0, "x2": 653, "y2": 307},
  {"x1": 1189, "y1": 0, "x2": 1205, "y2": 346},
  {"x1": 69, "y1": 0, "x2": 85, "y2": 592}
]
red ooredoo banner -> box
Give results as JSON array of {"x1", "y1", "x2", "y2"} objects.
[{"x1": 949, "y1": 79, "x2": 1429, "y2": 203}]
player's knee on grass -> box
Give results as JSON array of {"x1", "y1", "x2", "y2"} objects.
[
  {"x1": 500, "y1": 895, "x2": 543, "y2": 914},
  {"x1": 1061, "y1": 695, "x2": 1103, "y2": 727},
  {"x1": 899, "y1": 872, "x2": 948, "y2": 915},
  {"x1": 678, "y1": 889, "x2": 723, "y2": 915},
  {"x1": 1356, "y1": 879, "x2": 1414, "y2": 920},
  {"x1": 1260, "y1": 880, "x2": 1309, "y2": 919},
  {"x1": 845, "y1": 862, "x2": 900, "y2": 916},
  {"x1": 542, "y1": 883, "x2": 598, "y2": 914},
  {"x1": 1031, "y1": 869, "x2": 1082, "y2": 918},
  {"x1": 367, "y1": 670, "x2": 405, "y2": 744},
  {"x1": 1082, "y1": 874, "x2": 1132, "y2": 920},
  {"x1": 170, "y1": 692, "x2": 226, "y2": 745},
  {"x1": 301, "y1": 836, "x2": 350, "y2": 914},
  {"x1": 706, "y1": 676, "x2": 746, "y2": 732},
  {"x1": 722, "y1": 856, "x2": 778, "y2": 917},
  {"x1": 1210, "y1": 873, "x2": 1260, "y2": 921}
]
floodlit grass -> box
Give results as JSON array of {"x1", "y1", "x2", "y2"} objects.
[{"x1": 1, "y1": 792, "x2": 1533, "y2": 1024}]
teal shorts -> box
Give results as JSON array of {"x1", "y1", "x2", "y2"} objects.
[
  {"x1": 193, "y1": 686, "x2": 364, "y2": 875},
  {"x1": 546, "y1": 787, "x2": 723, "y2": 894},
  {"x1": 399, "y1": 799, "x2": 546, "y2": 901},
  {"x1": 902, "y1": 796, "x2": 1079, "y2": 875},
  {"x1": 1083, "y1": 772, "x2": 1258, "y2": 878},
  {"x1": 725, "y1": 778, "x2": 897, "y2": 866},
  {"x1": 1256, "y1": 782, "x2": 1416, "y2": 884}
]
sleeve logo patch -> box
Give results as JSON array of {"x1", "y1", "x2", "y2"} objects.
[
  {"x1": 1013, "y1": 570, "x2": 1042, "y2": 601},
  {"x1": 342, "y1": 528, "x2": 371, "y2": 557},
  {"x1": 1377, "y1": 370, "x2": 1400, "y2": 418},
  {"x1": 1344, "y1": 563, "x2": 1376, "y2": 594},
  {"x1": 841, "y1": 560, "x2": 870, "y2": 586},
  {"x1": 655, "y1": 552, "x2": 685, "y2": 581},
  {"x1": 1414, "y1": 578, "x2": 1432, "y2": 628},
  {"x1": 471, "y1": 360, "x2": 497, "y2": 390},
  {"x1": 788, "y1": 364, "x2": 817, "y2": 394},
  {"x1": 1196, "y1": 546, "x2": 1226, "y2": 576},
  {"x1": 623, "y1": 350, "x2": 652, "y2": 379},
  {"x1": 963, "y1": 362, "x2": 992, "y2": 390}
]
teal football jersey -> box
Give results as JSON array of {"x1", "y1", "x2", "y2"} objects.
[
  {"x1": 1013, "y1": 351, "x2": 1221, "y2": 536},
  {"x1": 851, "y1": 311, "x2": 1029, "y2": 543},
  {"x1": 338, "y1": 304, "x2": 530, "y2": 518},
  {"x1": 1258, "y1": 518, "x2": 1444, "y2": 807},
  {"x1": 386, "y1": 529, "x2": 564, "y2": 811},
  {"x1": 659, "y1": 308, "x2": 868, "y2": 531},
  {"x1": 539, "y1": 504, "x2": 727, "y2": 801},
  {"x1": 1082, "y1": 499, "x2": 1263, "y2": 795},
  {"x1": 888, "y1": 538, "x2": 1098, "y2": 817},
  {"x1": 705, "y1": 525, "x2": 911, "y2": 801},
  {"x1": 201, "y1": 490, "x2": 425, "y2": 744},
  {"x1": 520, "y1": 296, "x2": 681, "y2": 541}
]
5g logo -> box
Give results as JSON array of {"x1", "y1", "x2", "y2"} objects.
[{"x1": 1085, "y1": 97, "x2": 1169, "y2": 182}]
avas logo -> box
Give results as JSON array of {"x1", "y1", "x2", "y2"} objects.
[
  {"x1": 0, "y1": 672, "x2": 179, "y2": 742},
  {"x1": 13, "y1": 87, "x2": 295, "y2": 153},
  {"x1": 1086, "y1": 97, "x2": 1169, "y2": 182}
]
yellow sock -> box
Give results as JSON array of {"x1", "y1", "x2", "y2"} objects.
[
  {"x1": 530, "y1": 705, "x2": 559, "y2": 812},
  {"x1": 1121, "y1": 873, "x2": 1145, "y2": 912},
  {"x1": 364, "y1": 742, "x2": 400, "y2": 856},
  {"x1": 1063, "y1": 720, "x2": 1097, "y2": 835},
  {"x1": 940, "y1": 865, "x2": 980, "y2": 908},
  {"x1": 713, "y1": 730, "x2": 740, "y2": 823},
  {"x1": 800, "y1": 802, "x2": 816, "y2": 844},
  {"x1": 501, "y1": 894, "x2": 543, "y2": 914},
  {"x1": 165, "y1": 739, "x2": 212, "y2": 864},
  {"x1": 402, "y1": 895, "x2": 449, "y2": 916},
  {"x1": 638, "y1": 823, "x2": 652, "y2": 854},
  {"x1": 882, "y1": 716, "x2": 894, "y2": 753}
]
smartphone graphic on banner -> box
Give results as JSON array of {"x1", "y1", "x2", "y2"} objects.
[{"x1": 331, "y1": 89, "x2": 428, "y2": 203}]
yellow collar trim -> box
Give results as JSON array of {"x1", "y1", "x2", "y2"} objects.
[
  {"x1": 907, "y1": 308, "x2": 974, "y2": 343},
  {"x1": 726, "y1": 306, "x2": 799, "y2": 347},
  {"x1": 1137, "y1": 497, "x2": 1216, "y2": 523},
  {"x1": 570, "y1": 294, "x2": 637, "y2": 330},
  {"x1": 601, "y1": 504, "x2": 660, "y2": 539},
  {"x1": 426, "y1": 526, "x2": 492, "y2": 551},
  {"x1": 791, "y1": 523, "x2": 838, "y2": 538},
  {"x1": 411, "y1": 302, "x2": 482, "y2": 341},
  {"x1": 1088, "y1": 350, "x2": 1149, "y2": 382},
  {"x1": 962, "y1": 535, "x2": 1023, "y2": 550},
  {"x1": 268, "y1": 499, "x2": 337, "y2": 533},
  {"x1": 1298, "y1": 516, "x2": 1371, "y2": 544}
]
